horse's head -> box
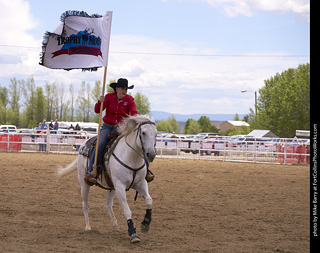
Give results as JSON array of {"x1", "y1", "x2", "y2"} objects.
[
  {"x1": 138, "y1": 120, "x2": 157, "y2": 163},
  {"x1": 118, "y1": 115, "x2": 157, "y2": 162}
]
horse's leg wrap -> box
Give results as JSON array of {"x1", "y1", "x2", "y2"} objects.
[
  {"x1": 127, "y1": 219, "x2": 140, "y2": 243},
  {"x1": 141, "y1": 209, "x2": 152, "y2": 232},
  {"x1": 127, "y1": 219, "x2": 136, "y2": 236},
  {"x1": 144, "y1": 209, "x2": 152, "y2": 223}
]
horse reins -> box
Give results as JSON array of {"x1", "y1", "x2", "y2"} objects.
[
  {"x1": 111, "y1": 152, "x2": 145, "y2": 172},
  {"x1": 124, "y1": 121, "x2": 156, "y2": 160},
  {"x1": 111, "y1": 121, "x2": 156, "y2": 191}
]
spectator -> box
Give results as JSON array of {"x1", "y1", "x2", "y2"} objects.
[
  {"x1": 36, "y1": 122, "x2": 42, "y2": 133},
  {"x1": 49, "y1": 120, "x2": 54, "y2": 130},
  {"x1": 39, "y1": 133, "x2": 47, "y2": 152},
  {"x1": 292, "y1": 136, "x2": 299, "y2": 147},
  {"x1": 53, "y1": 119, "x2": 59, "y2": 130},
  {"x1": 39, "y1": 122, "x2": 47, "y2": 152},
  {"x1": 74, "y1": 123, "x2": 82, "y2": 151},
  {"x1": 214, "y1": 136, "x2": 220, "y2": 156},
  {"x1": 75, "y1": 123, "x2": 81, "y2": 131},
  {"x1": 171, "y1": 132, "x2": 178, "y2": 143},
  {"x1": 69, "y1": 124, "x2": 75, "y2": 130},
  {"x1": 41, "y1": 119, "x2": 47, "y2": 130}
]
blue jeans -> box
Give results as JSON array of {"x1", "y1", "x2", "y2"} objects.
[{"x1": 87, "y1": 123, "x2": 114, "y2": 173}]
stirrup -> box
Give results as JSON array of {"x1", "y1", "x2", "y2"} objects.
[
  {"x1": 84, "y1": 172, "x2": 97, "y2": 186},
  {"x1": 84, "y1": 177, "x2": 94, "y2": 186},
  {"x1": 145, "y1": 172, "x2": 155, "y2": 183}
]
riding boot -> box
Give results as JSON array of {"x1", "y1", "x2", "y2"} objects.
[
  {"x1": 84, "y1": 165, "x2": 98, "y2": 185},
  {"x1": 145, "y1": 169, "x2": 155, "y2": 183}
]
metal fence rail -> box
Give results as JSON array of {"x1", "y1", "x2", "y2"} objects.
[
  {"x1": 0, "y1": 132, "x2": 310, "y2": 166},
  {"x1": 0, "y1": 131, "x2": 91, "y2": 154},
  {"x1": 155, "y1": 136, "x2": 310, "y2": 165}
]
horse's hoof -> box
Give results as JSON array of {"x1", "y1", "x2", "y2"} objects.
[
  {"x1": 141, "y1": 222, "x2": 150, "y2": 233},
  {"x1": 112, "y1": 225, "x2": 120, "y2": 232},
  {"x1": 130, "y1": 233, "x2": 141, "y2": 243},
  {"x1": 85, "y1": 226, "x2": 91, "y2": 231}
]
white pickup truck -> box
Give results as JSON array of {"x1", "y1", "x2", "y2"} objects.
[{"x1": 0, "y1": 125, "x2": 17, "y2": 133}]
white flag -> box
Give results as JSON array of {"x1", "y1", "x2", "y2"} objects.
[{"x1": 40, "y1": 11, "x2": 112, "y2": 71}]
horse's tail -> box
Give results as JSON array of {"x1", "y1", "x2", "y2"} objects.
[{"x1": 57, "y1": 157, "x2": 78, "y2": 178}]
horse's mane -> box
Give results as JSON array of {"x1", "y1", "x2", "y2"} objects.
[{"x1": 117, "y1": 114, "x2": 155, "y2": 137}]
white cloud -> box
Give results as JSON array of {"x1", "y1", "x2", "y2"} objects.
[
  {"x1": 106, "y1": 34, "x2": 306, "y2": 114},
  {"x1": 0, "y1": 0, "x2": 41, "y2": 80},
  {"x1": 0, "y1": 32, "x2": 306, "y2": 114},
  {"x1": 0, "y1": 0, "x2": 39, "y2": 46},
  {"x1": 0, "y1": 1, "x2": 309, "y2": 115},
  {"x1": 111, "y1": 60, "x2": 145, "y2": 77},
  {"x1": 201, "y1": 0, "x2": 309, "y2": 22}
]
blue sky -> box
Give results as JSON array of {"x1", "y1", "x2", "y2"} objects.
[{"x1": 0, "y1": 0, "x2": 310, "y2": 115}]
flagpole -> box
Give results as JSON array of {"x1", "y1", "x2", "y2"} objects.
[{"x1": 94, "y1": 66, "x2": 108, "y2": 170}]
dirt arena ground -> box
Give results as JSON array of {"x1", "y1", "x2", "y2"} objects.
[{"x1": 0, "y1": 153, "x2": 309, "y2": 252}]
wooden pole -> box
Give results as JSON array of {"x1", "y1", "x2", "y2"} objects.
[{"x1": 93, "y1": 66, "x2": 108, "y2": 169}]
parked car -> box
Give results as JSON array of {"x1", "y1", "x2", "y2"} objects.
[
  {"x1": 16, "y1": 128, "x2": 35, "y2": 134},
  {"x1": 180, "y1": 135, "x2": 196, "y2": 153},
  {"x1": 228, "y1": 135, "x2": 257, "y2": 147},
  {"x1": 156, "y1": 134, "x2": 187, "y2": 147},
  {"x1": 203, "y1": 136, "x2": 228, "y2": 155},
  {"x1": 195, "y1": 132, "x2": 221, "y2": 138},
  {"x1": 0, "y1": 125, "x2": 17, "y2": 133},
  {"x1": 190, "y1": 133, "x2": 221, "y2": 154},
  {"x1": 82, "y1": 126, "x2": 98, "y2": 135},
  {"x1": 261, "y1": 138, "x2": 280, "y2": 151}
]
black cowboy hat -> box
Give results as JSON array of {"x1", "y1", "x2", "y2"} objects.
[{"x1": 110, "y1": 78, "x2": 134, "y2": 90}]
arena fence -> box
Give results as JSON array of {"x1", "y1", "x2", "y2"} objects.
[
  {"x1": 0, "y1": 131, "x2": 310, "y2": 166},
  {"x1": 0, "y1": 131, "x2": 89, "y2": 154},
  {"x1": 155, "y1": 136, "x2": 310, "y2": 165}
]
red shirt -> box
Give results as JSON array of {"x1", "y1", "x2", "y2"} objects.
[{"x1": 94, "y1": 92, "x2": 138, "y2": 125}]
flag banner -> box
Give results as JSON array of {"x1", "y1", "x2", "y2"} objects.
[{"x1": 40, "y1": 10, "x2": 112, "y2": 71}]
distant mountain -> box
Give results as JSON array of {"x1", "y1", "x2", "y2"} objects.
[{"x1": 150, "y1": 111, "x2": 246, "y2": 122}]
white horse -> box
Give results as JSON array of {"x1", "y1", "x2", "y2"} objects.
[{"x1": 57, "y1": 115, "x2": 157, "y2": 243}]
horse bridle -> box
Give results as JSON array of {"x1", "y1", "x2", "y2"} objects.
[
  {"x1": 111, "y1": 121, "x2": 156, "y2": 191},
  {"x1": 112, "y1": 121, "x2": 156, "y2": 171}
]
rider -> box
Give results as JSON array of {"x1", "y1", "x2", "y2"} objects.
[{"x1": 84, "y1": 78, "x2": 155, "y2": 185}]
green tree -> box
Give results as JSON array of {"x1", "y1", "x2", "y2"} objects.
[
  {"x1": 35, "y1": 87, "x2": 46, "y2": 124},
  {"x1": 242, "y1": 114, "x2": 250, "y2": 123},
  {"x1": 183, "y1": 119, "x2": 192, "y2": 134},
  {"x1": 187, "y1": 120, "x2": 201, "y2": 134},
  {"x1": 250, "y1": 63, "x2": 310, "y2": 137},
  {"x1": 210, "y1": 124, "x2": 220, "y2": 133},
  {"x1": 134, "y1": 92, "x2": 150, "y2": 115},
  {"x1": 196, "y1": 116, "x2": 219, "y2": 133},
  {"x1": 156, "y1": 115, "x2": 179, "y2": 133},
  {"x1": 167, "y1": 115, "x2": 179, "y2": 133},
  {"x1": 0, "y1": 76, "x2": 157, "y2": 127},
  {"x1": 198, "y1": 116, "x2": 212, "y2": 132},
  {"x1": 227, "y1": 127, "x2": 238, "y2": 136},
  {"x1": 21, "y1": 77, "x2": 37, "y2": 128},
  {"x1": 184, "y1": 118, "x2": 201, "y2": 134},
  {"x1": 0, "y1": 85, "x2": 8, "y2": 124},
  {"x1": 107, "y1": 80, "x2": 116, "y2": 93},
  {"x1": 69, "y1": 83, "x2": 76, "y2": 121},
  {"x1": 76, "y1": 81, "x2": 92, "y2": 122},
  {"x1": 91, "y1": 80, "x2": 102, "y2": 123},
  {"x1": 233, "y1": 113, "x2": 240, "y2": 121},
  {"x1": 156, "y1": 120, "x2": 170, "y2": 132},
  {"x1": 226, "y1": 125, "x2": 250, "y2": 136},
  {"x1": 62, "y1": 101, "x2": 71, "y2": 121},
  {"x1": 92, "y1": 80, "x2": 102, "y2": 100},
  {"x1": 8, "y1": 78, "x2": 20, "y2": 126},
  {"x1": 44, "y1": 81, "x2": 58, "y2": 122},
  {"x1": 56, "y1": 82, "x2": 68, "y2": 121},
  {"x1": 239, "y1": 125, "x2": 250, "y2": 135}
]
